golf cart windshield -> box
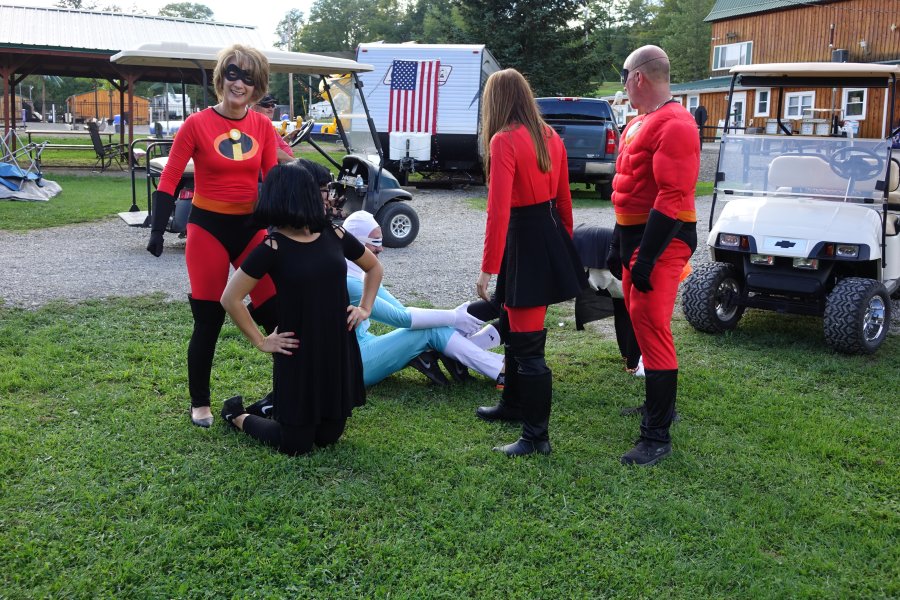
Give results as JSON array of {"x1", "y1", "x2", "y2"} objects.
[
  {"x1": 716, "y1": 133, "x2": 892, "y2": 202},
  {"x1": 324, "y1": 74, "x2": 380, "y2": 161}
]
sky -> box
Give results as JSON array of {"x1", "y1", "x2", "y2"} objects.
[{"x1": 28, "y1": 0, "x2": 314, "y2": 47}]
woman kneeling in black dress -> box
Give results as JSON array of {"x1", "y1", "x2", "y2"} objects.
[{"x1": 220, "y1": 162, "x2": 383, "y2": 455}]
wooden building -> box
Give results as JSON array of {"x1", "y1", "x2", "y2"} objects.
[
  {"x1": 66, "y1": 89, "x2": 150, "y2": 125},
  {"x1": 622, "y1": 0, "x2": 900, "y2": 141}
]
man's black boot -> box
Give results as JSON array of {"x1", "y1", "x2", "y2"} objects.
[
  {"x1": 620, "y1": 438, "x2": 672, "y2": 466},
  {"x1": 621, "y1": 369, "x2": 678, "y2": 466},
  {"x1": 493, "y1": 330, "x2": 552, "y2": 456}
]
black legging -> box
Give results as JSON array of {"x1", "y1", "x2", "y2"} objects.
[{"x1": 242, "y1": 416, "x2": 347, "y2": 456}]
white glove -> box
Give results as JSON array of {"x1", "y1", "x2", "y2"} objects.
[
  {"x1": 452, "y1": 301, "x2": 484, "y2": 335},
  {"x1": 407, "y1": 302, "x2": 484, "y2": 335}
]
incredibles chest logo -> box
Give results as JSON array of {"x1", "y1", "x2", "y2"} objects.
[
  {"x1": 624, "y1": 119, "x2": 644, "y2": 145},
  {"x1": 213, "y1": 128, "x2": 260, "y2": 161}
]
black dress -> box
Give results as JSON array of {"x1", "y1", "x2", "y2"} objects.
[{"x1": 240, "y1": 226, "x2": 366, "y2": 426}]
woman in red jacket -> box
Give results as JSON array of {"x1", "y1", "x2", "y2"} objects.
[
  {"x1": 146, "y1": 44, "x2": 278, "y2": 428},
  {"x1": 475, "y1": 69, "x2": 586, "y2": 456}
]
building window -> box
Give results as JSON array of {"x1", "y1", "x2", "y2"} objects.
[
  {"x1": 754, "y1": 89, "x2": 770, "y2": 117},
  {"x1": 687, "y1": 95, "x2": 699, "y2": 114},
  {"x1": 785, "y1": 91, "x2": 815, "y2": 119},
  {"x1": 712, "y1": 41, "x2": 753, "y2": 71},
  {"x1": 842, "y1": 88, "x2": 866, "y2": 120}
]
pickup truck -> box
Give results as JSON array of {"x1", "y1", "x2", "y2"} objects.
[{"x1": 536, "y1": 97, "x2": 620, "y2": 199}]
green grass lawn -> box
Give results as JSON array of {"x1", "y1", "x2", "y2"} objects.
[
  {"x1": 1, "y1": 169, "x2": 897, "y2": 596},
  {"x1": 1, "y1": 297, "x2": 896, "y2": 597}
]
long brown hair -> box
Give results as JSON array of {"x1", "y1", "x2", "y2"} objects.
[{"x1": 480, "y1": 69, "x2": 550, "y2": 176}]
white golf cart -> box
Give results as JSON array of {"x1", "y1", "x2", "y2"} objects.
[
  {"x1": 112, "y1": 42, "x2": 419, "y2": 247},
  {"x1": 682, "y1": 62, "x2": 900, "y2": 354}
]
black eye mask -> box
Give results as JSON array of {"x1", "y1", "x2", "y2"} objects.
[{"x1": 224, "y1": 63, "x2": 255, "y2": 87}]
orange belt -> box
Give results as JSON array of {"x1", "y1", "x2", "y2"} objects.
[
  {"x1": 615, "y1": 210, "x2": 697, "y2": 225},
  {"x1": 192, "y1": 193, "x2": 256, "y2": 215}
]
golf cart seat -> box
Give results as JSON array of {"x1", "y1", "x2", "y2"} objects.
[
  {"x1": 148, "y1": 156, "x2": 194, "y2": 175},
  {"x1": 888, "y1": 157, "x2": 899, "y2": 202},
  {"x1": 767, "y1": 155, "x2": 849, "y2": 194},
  {"x1": 887, "y1": 158, "x2": 900, "y2": 236}
]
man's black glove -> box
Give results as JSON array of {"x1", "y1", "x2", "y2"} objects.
[
  {"x1": 630, "y1": 209, "x2": 683, "y2": 293},
  {"x1": 147, "y1": 191, "x2": 175, "y2": 257},
  {"x1": 605, "y1": 225, "x2": 623, "y2": 280},
  {"x1": 629, "y1": 258, "x2": 654, "y2": 292}
]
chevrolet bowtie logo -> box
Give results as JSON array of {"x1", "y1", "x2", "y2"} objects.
[{"x1": 774, "y1": 240, "x2": 796, "y2": 248}]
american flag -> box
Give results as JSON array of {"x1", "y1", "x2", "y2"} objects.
[{"x1": 388, "y1": 59, "x2": 440, "y2": 134}]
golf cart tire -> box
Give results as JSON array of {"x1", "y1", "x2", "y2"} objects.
[
  {"x1": 377, "y1": 201, "x2": 419, "y2": 248},
  {"x1": 682, "y1": 262, "x2": 745, "y2": 333},
  {"x1": 824, "y1": 277, "x2": 890, "y2": 355}
]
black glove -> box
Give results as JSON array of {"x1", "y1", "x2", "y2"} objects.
[
  {"x1": 606, "y1": 225, "x2": 623, "y2": 280},
  {"x1": 629, "y1": 258, "x2": 654, "y2": 292},
  {"x1": 147, "y1": 191, "x2": 175, "y2": 257},
  {"x1": 630, "y1": 209, "x2": 683, "y2": 293}
]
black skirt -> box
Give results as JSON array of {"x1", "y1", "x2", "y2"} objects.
[{"x1": 496, "y1": 200, "x2": 587, "y2": 308}]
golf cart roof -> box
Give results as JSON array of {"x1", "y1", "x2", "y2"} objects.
[
  {"x1": 730, "y1": 62, "x2": 900, "y2": 88},
  {"x1": 111, "y1": 42, "x2": 374, "y2": 75}
]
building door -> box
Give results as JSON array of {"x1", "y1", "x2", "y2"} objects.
[{"x1": 728, "y1": 91, "x2": 747, "y2": 133}]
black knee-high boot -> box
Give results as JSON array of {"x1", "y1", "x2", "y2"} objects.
[
  {"x1": 476, "y1": 312, "x2": 521, "y2": 423},
  {"x1": 621, "y1": 369, "x2": 677, "y2": 466},
  {"x1": 493, "y1": 329, "x2": 552, "y2": 456},
  {"x1": 188, "y1": 295, "x2": 226, "y2": 409},
  {"x1": 248, "y1": 297, "x2": 279, "y2": 335}
]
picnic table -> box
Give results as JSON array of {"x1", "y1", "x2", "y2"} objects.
[{"x1": 25, "y1": 129, "x2": 117, "y2": 150}]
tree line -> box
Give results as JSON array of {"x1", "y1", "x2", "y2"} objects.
[{"x1": 26, "y1": 0, "x2": 715, "y2": 119}]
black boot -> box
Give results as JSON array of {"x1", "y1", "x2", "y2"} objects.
[
  {"x1": 187, "y1": 296, "x2": 226, "y2": 426},
  {"x1": 476, "y1": 342, "x2": 521, "y2": 422},
  {"x1": 248, "y1": 297, "x2": 279, "y2": 335},
  {"x1": 621, "y1": 369, "x2": 678, "y2": 466},
  {"x1": 493, "y1": 330, "x2": 552, "y2": 456}
]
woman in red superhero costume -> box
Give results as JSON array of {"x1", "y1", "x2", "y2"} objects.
[
  {"x1": 611, "y1": 45, "x2": 699, "y2": 466},
  {"x1": 146, "y1": 44, "x2": 278, "y2": 428},
  {"x1": 474, "y1": 69, "x2": 586, "y2": 457}
]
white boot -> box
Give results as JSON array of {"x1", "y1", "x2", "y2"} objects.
[
  {"x1": 442, "y1": 332, "x2": 503, "y2": 380},
  {"x1": 408, "y1": 302, "x2": 483, "y2": 335},
  {"x1": 467, "y1": 324, "x2": 502, "y2": 350}
]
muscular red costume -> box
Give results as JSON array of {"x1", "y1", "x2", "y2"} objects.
[
  {"x1": 483, "y1": 124, "x2": 573, "y2": 331},
  {"x1": 159, "y1": 107, "x2": 277, "y2": 303},
  {"x1": 613, "y1": 101, "x2": 699, "y2": 370}
]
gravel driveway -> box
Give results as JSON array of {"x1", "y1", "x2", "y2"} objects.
[{"x1": 1, "y1": 148, "x2": 897, "y2": 334}]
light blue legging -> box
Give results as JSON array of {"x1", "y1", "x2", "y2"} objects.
[{"x1": 358, "y1": 326, "x2": 453, "y2": 386}]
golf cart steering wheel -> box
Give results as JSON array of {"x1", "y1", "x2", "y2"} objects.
[
  {"x1": 288, "y1": 119, "x2": 316, "y2": 148},
  {"x1": 827, "y1": 145, "x2": 885, "y2": 180}
]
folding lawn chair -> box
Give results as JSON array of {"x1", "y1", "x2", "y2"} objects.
[{"x1": 87, "y1": 121, "x2": 128, "y2": 172}]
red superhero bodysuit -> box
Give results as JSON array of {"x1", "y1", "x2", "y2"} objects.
[
  {"x1": 155, "y1": 106, "x2": 278, "y2": 413},
  {"x1": 612, "y1": 100, "x2": 699, "y2": 445},
  {"x1": 158, "y1": 107, "x2": 277, "y2": 304},
  {"x1": 613, "y1": 100, "x2": 698, "y2": 370}
]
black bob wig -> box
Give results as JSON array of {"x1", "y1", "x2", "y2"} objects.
[{"x1": 255, "y1": 162, "x2": 329, "y2": 232}]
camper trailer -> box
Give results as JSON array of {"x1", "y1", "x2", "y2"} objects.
[
  {"x1": 150, "y1": 93, "x2": 192, "y2": 120},
  {"x1": 356, "y1": 42, "x2": 501, "y2": 182}
]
